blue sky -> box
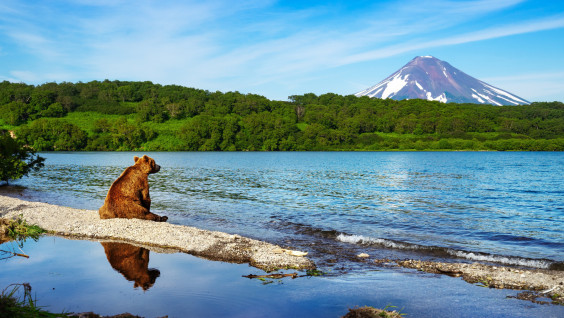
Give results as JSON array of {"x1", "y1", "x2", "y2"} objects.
[{"x1": 1, "y1": 0, "x2": 563, "y2": 102}]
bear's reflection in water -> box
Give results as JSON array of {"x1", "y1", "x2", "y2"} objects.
[{"x1": 101, "y1": 242, "x2": 160, "y2": 291}]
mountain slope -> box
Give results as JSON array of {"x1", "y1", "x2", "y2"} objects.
[{"x1": 355, "y1": 56, "x2": 530, "y2": 106}]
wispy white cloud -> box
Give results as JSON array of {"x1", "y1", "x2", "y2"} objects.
[
  {"x1": 1, "y1": 0, "x2": 563, "y2": 100},
  {"x1": 483, "y1": 72, "x2": 564, "y2": 101},
  {"x1": 408, "y1": 0, "x2": 525, "y2": 15},
  {"x1": 184, "y1": 0, "x2": 533, "y2": 84},
  {"x1": 342, "y1": 14, "x2": 564, "y2": 65},
  {"x1": 9, "y1": 70, "x2": 41, "y2": 82}
]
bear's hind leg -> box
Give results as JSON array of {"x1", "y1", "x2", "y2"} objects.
[
  {"x1": 120, "y1": 204, "x2": 150, "y2": 220},
  {"x1": 144, "y1": 212, "x2": 168, "y2": 222}
]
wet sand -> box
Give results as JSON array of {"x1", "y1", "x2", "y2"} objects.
[{"x1": 0, "y1": 195, "x2": 314, "y2": 271}]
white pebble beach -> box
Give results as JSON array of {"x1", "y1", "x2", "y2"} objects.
[{"x1": 0, "y1": 195, "x2": 315, "y2": 271}]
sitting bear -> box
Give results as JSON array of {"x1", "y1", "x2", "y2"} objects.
[
  {"x1": 101, "y1": 242, "x2": 160, "y2": 290},
  {"x1": 98, "y1": 155, "x2": 167, "y2": 222}
]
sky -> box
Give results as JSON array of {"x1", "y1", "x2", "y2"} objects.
[{"x1": 0, "y1": 0, "x2": 563, "y2": 102}]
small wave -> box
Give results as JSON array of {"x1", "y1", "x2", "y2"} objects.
[
  {"x1": 336, "y1": 234, "x2": 416, "y2": 250},
  {"x1": 336, "y1": 234, "x2": 556, "y2": 269},
  {"x1": 446, "y1": 250, "x2": 553, "y2": 269}
]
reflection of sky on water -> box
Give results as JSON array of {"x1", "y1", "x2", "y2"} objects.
[{"x1": 1, "y1": 236, "x2": 562, "y2": 318}]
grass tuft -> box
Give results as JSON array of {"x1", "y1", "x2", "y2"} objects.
[
  {"x1": 5, "y1": 216, "x2": 46, "y2": 242},
  {"x1": 0, "y1": 283, "x2": 64, "y2": 317}
]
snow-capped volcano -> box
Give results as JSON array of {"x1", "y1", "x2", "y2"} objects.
[{"x1": 355, "y1": 56, "x2": 530, "y2": 105}]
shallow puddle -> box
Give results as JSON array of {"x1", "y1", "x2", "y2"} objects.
[{"x1": 1, "y1": 236, "x2": 562, "y2": 317}]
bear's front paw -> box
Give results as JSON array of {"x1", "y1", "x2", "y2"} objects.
[{"x1": 159, "y1": 216, "x2": 168, "y2": 222}]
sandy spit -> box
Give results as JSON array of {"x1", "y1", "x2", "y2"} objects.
[
  {"x1": 375, "y1": 259, "x2": 564, "y2": 305},
  {"x1": 0, "y1": 195, "x2": 315, "y2": 271}
]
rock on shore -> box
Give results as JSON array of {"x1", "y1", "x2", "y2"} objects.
[{"x1": 0, "y1": 195, "x2": 315, "y2": 271}]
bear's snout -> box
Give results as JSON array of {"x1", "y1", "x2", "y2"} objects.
[{"x1": 152, "y1": 164, "x2": 160, "y2": 173}]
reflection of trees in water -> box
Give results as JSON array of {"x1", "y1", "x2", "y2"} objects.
[
  {"x1": 101, "y1": 242, "x2": 160, "y2": 291},
  {"x1": 1, "y1": 218, "x2": 44, "y2": 260}
]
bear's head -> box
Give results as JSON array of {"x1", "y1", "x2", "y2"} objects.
[{"x1": 134, "y1": 155, "x2": 161, "y2": 174}]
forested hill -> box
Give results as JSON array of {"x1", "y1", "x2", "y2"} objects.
[{"x1": 1, "y1": 80, "x2": 563, "y2": 151}]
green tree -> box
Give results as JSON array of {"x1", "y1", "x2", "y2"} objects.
[
  {"x1": 40, "y1": 102, "x2": 66, "y2": 118},
  {"x1": 0, "y1": 130, "x2": 45, "y2": 185},
  {"x1": 17, "y1": 119, "x2": 88, "y2": 151},
  {"x1": 29, "y1": 90, "x2": 56, "y2": 117},
  {"x1": 177, "y1": 115, "x2": 230, "y2": 151},
  {"x1": 0, "y1": 101, "x2": 30, "y2": 125}
]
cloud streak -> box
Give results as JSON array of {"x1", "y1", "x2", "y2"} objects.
[
  {"x1": 483, "y1": 71, "x2": 564, "y2": 101},
  {"x1": 343, "y1": 14, "x2": 564, "y2": 65},
  {"x1": 0, "y1": 0, "x2": 563, "y2": 100}
]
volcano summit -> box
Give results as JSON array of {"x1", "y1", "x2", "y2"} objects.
[{"x1": 355, "y1": 56, "x2": 529, "y2": 106}]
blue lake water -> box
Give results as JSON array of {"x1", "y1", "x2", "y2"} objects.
[
  {"x1": 3, "y1": 151, "x2": 563, "y2": 269},
  {"x1": 2, "y1": 151, "x2": 564, "y2": 317}
]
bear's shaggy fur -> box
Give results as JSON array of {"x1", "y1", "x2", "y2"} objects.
[{"x1": 98, "y1": 155, "x2": 167, "y2": 222}]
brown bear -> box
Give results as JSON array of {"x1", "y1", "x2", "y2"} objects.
[
  {"x1": 98, "y1": 155, "x2": 167, "y2": 222},
  {"x1": 101, "y1": 242, "x2": 160, "y2": 290}
]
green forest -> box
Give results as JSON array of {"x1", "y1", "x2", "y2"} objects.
[{"x1": 1, "y1": 80, "x2": 563, "y2": 151}]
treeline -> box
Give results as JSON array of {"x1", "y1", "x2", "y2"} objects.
[{"x1": 1, "y1": 80, "x2": 563, "y2": 151}]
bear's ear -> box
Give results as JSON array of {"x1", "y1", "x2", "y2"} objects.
[
  {"x1": 142, "y1": 155, "x2": 149, "y2": 161},
  {"x1": 134, "y1": 156, "x2": 139, "y2": 163}
]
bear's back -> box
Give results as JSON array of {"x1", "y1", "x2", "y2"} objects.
[{"x1": 107, "y1": 165, "x2": 147, "y2": 201}]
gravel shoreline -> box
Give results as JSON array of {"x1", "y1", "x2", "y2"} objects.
[
  {"x1": 0, "y1": 195, "x2": 315, "y2": 271},
  {"x1": 375, "y1": 259, "x2": 564, "y2": 305}
]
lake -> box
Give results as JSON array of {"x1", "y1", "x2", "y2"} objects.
[
  {"x1": 3, "y1": 151, "x2": 563, "y2": 268},
  {"x1": 1, "y1": 151, "x2": 564, "y2": 317}
]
